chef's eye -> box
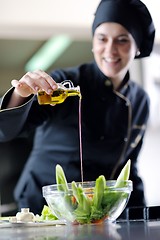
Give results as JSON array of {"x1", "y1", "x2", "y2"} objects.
[
  {"x1": 97, "y1": 36, "x2": 105, "y2": 42},
  {"x1": 117, "y1": 37, "x2": 129, "y2": 44}
]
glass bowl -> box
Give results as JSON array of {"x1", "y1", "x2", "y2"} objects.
[{"x1": 42, "y1": 180, "x2": 132, "y2": 224}]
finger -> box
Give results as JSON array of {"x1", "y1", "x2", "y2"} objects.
[
  {"x1": 12, "y1": 79, "x2": 35, "y2": 93},
  {"x1": 22, "y1": 72, "x2": 41, "y2": 92},
  {"x1": 33, "y1": 70, "x2": 58, "y2": 90},
  {"x1": 11, "y1": 79, "x2": 22, "y2": 88},
  {"x1": 11, "y1": 79, "x2": 34, "y2": 97},
  {"x1": 24, "y1": 71, "x2": 57, "y2": 94}
]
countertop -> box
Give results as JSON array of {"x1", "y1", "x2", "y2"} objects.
[
  {"x1": 1, "y1": 206, "x2": 160, "y2": 240},
  {"x1": 0, "y1": 220, "x2": 160, "y2": 240}
]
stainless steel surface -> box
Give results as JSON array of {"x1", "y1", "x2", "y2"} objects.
[{"x1": 0, "y1": 221, "x2": 160, "y2": 240}]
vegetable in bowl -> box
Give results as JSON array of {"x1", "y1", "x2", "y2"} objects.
[{"x1": 42, "y1": 160, "x2": 132, "y2": 224}]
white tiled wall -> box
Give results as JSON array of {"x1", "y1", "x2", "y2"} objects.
[
  {"x1": 137, "y1": 46, "x2": 160, "y2": 207},
  {"x1": 138, "y1": 126, "x2": 160, "y2": 206}
]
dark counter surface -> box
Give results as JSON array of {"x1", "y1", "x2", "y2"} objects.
[
  {"x1": 1, "y1": 206, "x2": 160, "y2": 240},
  {"x1": 0, "y1": 220, "x2": 160, "y2": 240}
]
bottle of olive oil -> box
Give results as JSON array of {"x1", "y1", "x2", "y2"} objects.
[{"x1": 37, "y1": 80, "x2": 81, "y2": 105}]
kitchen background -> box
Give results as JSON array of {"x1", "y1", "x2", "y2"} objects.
[{"x1": 0, "y1": 0, "x2": 160, "y2": 215}]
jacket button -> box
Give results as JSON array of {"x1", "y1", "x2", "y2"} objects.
[
  {"x1": 100, "y1": 136, "x2": 105, "y2": 140},
  {"x1": 104, "y1": 80, "x2": 111, "y2": 87}
]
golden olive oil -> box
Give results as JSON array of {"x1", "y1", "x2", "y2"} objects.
[
  {"x1": 37, "y1": 80, "x2": 81, "y2": 105},
  {"x1": 37, "y1": 80, "x2": 84, "y2": 183}
]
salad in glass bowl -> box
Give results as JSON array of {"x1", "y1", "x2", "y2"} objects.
[{"x1": 42, "y1": 160, "x2": 132, "y2": 224}]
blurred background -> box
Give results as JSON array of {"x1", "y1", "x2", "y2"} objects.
[{"x1": 0, "y1": 0, "x2": 160, "y2": 215}]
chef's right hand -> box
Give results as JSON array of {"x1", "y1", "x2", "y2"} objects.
[{"x1": 11, "y1": 69, "x2": 58, "y2": 98}]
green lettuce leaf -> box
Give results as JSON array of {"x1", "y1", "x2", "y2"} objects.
[
  {"x1": 56, "y1": 164, "x2": 69, "y2": 192},
  {"x1": 90, "y1": 175, "x2": 106, "y2": 220},
  {"x1": 115, "y1": 159, "x2": 131, "y2": 188},
  {"x1": 71, "y1": 181, "x2": 91, "y2": 223},
  {"x1": 41, "y1": 205, "x2": 58, "y2": 221}
]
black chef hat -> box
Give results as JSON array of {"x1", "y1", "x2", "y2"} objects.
[{"x1": 92, "y1": 0, "x2": 155, "y2": 58}]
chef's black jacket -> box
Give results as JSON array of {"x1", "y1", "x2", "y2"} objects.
[{"x1": 0, "y1": 61, "x2": 150, "y2": 214}]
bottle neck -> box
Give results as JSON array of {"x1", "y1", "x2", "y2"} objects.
[{"x1": 67, "y1": 86, "x2": 81, "y2": 99}]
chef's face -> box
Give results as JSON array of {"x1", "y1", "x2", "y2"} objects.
[{"x1": 92, "y1": 22, "x2": 137, "y2": 87}]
